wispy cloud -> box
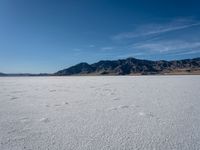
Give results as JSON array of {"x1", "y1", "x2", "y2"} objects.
[
  {"x1": 172, "y1": 50, "x2": 200, "y2": 56},
  {"x1": 132, "y1": 40, "x2": 200, "y2": 54},
  {"x1": 89, "y1": 45, "x2": 95, "y2": 48},
  {"x1": 101, "y1": 46, "x2": 114, "y2": 51},
  {"x1": 113, "y1": 19, "x2": 200, "y2": 40},
  {"x1": 72, "y1": 48, "x2": 81, "y2": 52}
]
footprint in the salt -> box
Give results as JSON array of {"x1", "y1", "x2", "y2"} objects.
[
  {"x1": 46, "y1": 101, "x2": 69, "y2": 108},
  {"x1": 10, "y1": 97, "x2": 18, "y2": 100},
  {"x1": 103, "y1": 89, "x2": 111, "y2": 92},
  {"x1": 39, "y1": 118, "x2": 50, "y2": 123},
  {"x1": 54, "y1": 104, "x2": 61, "y2": 107},
  {"x1": 12, "y1": 90, "x2": 24, "y2": 94},
  {"x1": 49, "y1": 90, "x2": 56, "y2": 92},
  {"x1": 113, "y1": 97, "x2": 120, "y2": 101},
  {"x1": 146, "y1": 112, "x2": 154, "y2": 117},
  {"x1": 108, "y1": 107, "x2": 118, "y2": 111},
  {"x1": 110, "y1": 92, "x2": 115, "y2": 95},
  {"x1": 20, "y1": 117, "x2": 30, "y2": 123},
  {"x1": 54, "y1": 102, "x2": 69, "y2": 107},
  {"x1": 108, "y1": 105, "x2": 129, "y2": 111},
  {"x1": 63, "y1": 102, "x2": 69, "y2": 105},
  {"x1": 119, "y1": 105, "x2": 129, "y2": 109},
  {"x1": 138, "y1": 112, "x2": 154, "y2": 118},
  {"x1": 130, "y1": 104, "x2": 140, "y2": 108},
  {"x1": 135, "y1": 105, "x2": 140, "y2": 108}
]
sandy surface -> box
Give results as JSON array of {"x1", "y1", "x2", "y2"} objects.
[{"x1": 0, "y1": 76, "x2": 200, "y2": 150}]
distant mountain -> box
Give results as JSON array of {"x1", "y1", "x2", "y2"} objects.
[
  {"x1": 55, "y1": 57, "x2": 200, "y2": 75},
  {"x1": 0, "y1": 73, "x2": 51, "y2": 77},
  {"x1": 0, "y1": 72, "x2": 6, "y2": 76}
]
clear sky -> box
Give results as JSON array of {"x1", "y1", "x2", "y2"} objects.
[{"x1": 0, "y1": 0, "x2": 200, "y2": 73}]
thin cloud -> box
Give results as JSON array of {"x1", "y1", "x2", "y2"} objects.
[
  {"x1": 173, "y1": 50, "x2": 200, "y2": 56},
  {"x1": 72, "y1": 48, "x2": 81, "y2": 52},
  {"x1": 89, "y1": 45, "x2": 95, "y2": 48},
  {"x1": 113, "y1": 19, "x2": 200, "y2": 40},
  {"x1": 101, "y1": 46, "x2": 114, "y2": 51},
  {"x1": 132, "y1": 40, "x2": 200, "y2": 53},
  {"x1": 160, "y1": 49, "x2": 200, "y2": 58}
]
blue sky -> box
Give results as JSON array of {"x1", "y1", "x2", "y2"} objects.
[{"x1": 0, "y1": 0, "x2": 200, "y2": 73}]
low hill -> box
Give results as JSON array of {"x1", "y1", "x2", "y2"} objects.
[{"x1": 0, "y1": 72, "x2": 6, "y2": 76}]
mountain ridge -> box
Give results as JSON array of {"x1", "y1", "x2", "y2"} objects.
[
  {"x1": 1, "y1": 57, "x2": 200, "y2": 76},
  {"x1": 55, "y1": 57, "x2": 200, "y2": 75}
]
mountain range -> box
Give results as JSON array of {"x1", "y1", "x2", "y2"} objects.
[
  {"x1": 55, "y1": 57, "x2": 200, "y2": 75},
  {"x1": 0, "y1": 57, "x2": 200, "y2": 76}
]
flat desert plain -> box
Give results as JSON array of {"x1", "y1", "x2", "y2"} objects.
[{"x1": 0, "y1": 76, "x2": 200, "y2": 150}]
